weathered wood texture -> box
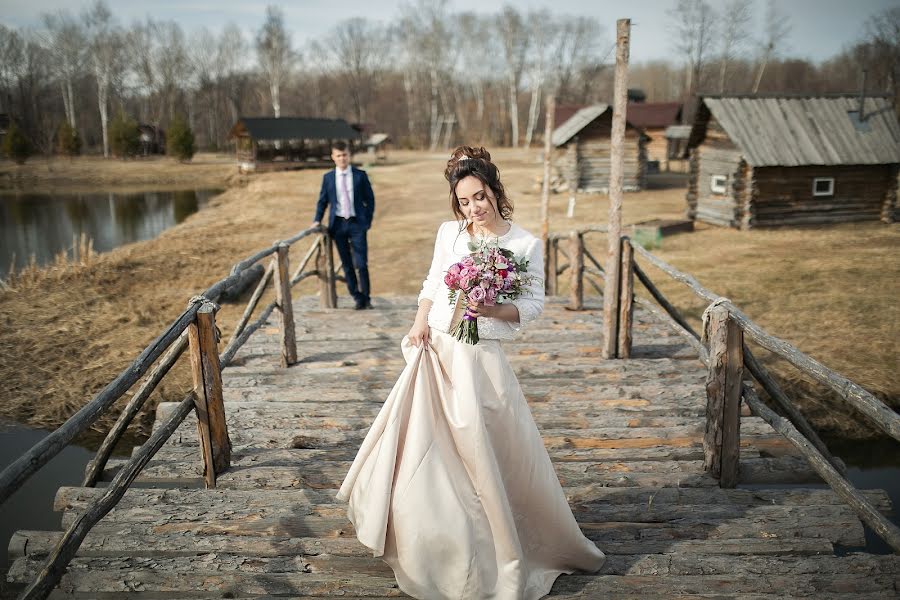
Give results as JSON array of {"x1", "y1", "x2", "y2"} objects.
[
  {"x1": 7, "y1": 296, "x2": 898, "y2": 597},
  {"x1": 274, "y1": 243, "x2": 298, "y2": 367},
  {"x1": 702, "y1": 306, "x2": 743, "y2": 488}
]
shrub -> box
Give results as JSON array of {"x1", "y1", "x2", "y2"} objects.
[
  {"x1": 166, "y1": 116, "x2": 196, "y2": 162},
  {"x1": 57, "y1": 121, "x2": 81, "y2": 157},
  {"x1": 3, "y1": 122, "x2": 32, "y2": 164},
  {"x1": 109, "y1": 112, "x2": 140, "y2": 158}
]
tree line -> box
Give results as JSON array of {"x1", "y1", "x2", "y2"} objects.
[{"x1": 0, "y1": 0, "x2": 896, "y2": 159}]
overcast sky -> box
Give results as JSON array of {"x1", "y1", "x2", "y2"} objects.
[{"x1": 0, "y1": 0, "x2": 894, "y2": 64}]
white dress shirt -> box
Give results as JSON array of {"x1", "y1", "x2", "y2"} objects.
[
  {"x1": 335, "y1": 166, "x2": 356, "y2": 218},
  {"x1": 417, "y1": 220, "x2": 545, "y2": 341}
]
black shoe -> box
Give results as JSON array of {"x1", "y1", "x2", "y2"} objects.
[
  {"x1": 354, "y1": 300, "x2": 366, "y2": 310},
  {"x1": 365, "y1": 300, "x2": 374, "y2": 309}
]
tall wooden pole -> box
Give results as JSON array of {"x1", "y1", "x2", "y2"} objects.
[
  {"x1": 541, "y1": 95, "x2": 556, "y2": 293},
  {"x1": 602, "y1": 18, "x2": 630, "y2": 359}
]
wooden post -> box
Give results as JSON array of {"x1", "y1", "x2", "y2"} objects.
[
  {"x1": 187, "y1": 302, "x2": 231, "y2": 488},
  {"x1": 316, "y1": 234, "x2": 338, "y2": 308},
  {"x1": 542, "y1": 95, "x2": 556, "y2": 294},
  {"x1": 274, "y1": 243, "x2": 298, "y2": 367},
  {"x1": 567, "y1": 137, "x2": 579, "y2": 217},
  {"x1": 602, "y1": 18, "x2": 630, "y2": 359},
  {"x1": 703, "y1": 305, "x2": 743, "y2": 488},
  {"x1": 569, "y1": 231, "x2": 584, "y2": 310},
  {"x1": 546, "y1": 238, "x2": 559, "y2": 296},
  {"x1": 617, "y1": 237, "x2": 634, "y2": 358},
  {"x1": 325, "y1": 232, "x2": 338, "y2": 307}
]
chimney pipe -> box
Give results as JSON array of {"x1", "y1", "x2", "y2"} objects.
[{"x1": 858, "y1": 69, "x2": 868, "y2": 121}]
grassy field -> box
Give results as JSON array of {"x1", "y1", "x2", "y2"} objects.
[{"x1": 0, "y1": 148, "x2": 897, "y2": 444}]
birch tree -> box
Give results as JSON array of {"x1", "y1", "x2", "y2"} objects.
[
  {"x1": 41, "y1": 10, "x2": 85, "y2": 127},
  {"x1": 717, "y1": 0, "x2": 753, "y2": 93},
  {"x1": 523, "y1": 10, "x2": 559, "y2": 147},
  {"x1": 155, "y1": 21, "x2": 191, "y2": 122},
  {"x1": 84, "y1": 0, "x2": 123, "y2": 158},
  {"x1": 256, "y1": 5, "x2": 294, "y2": 117},
  {"x1": 219, "y1": 23, "x2": 247, "y2": 124},
  {"x1": 752, "y1": 0, "x2": 791, "y2": 92},
  {"x1": 668, "y1": 0, "x2": 717, "y2": 99},
  {"x1": 496, "y1": 6, "x2": 529, "y2": 147},
  {"x1": 327, "y1": 18, "x2": 388, "y2": 123}
]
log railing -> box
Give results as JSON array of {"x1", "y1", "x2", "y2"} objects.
[
  {"x1": 3, "y1": 225, "x2": 340, "y2": 599},
  {"x1": 551, "y1": 226, "x2": 900, "y2": 554}
]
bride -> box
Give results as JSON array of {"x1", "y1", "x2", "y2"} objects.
[{"x1": 336, "y1": 146, "x2": 606, "y2": 599}]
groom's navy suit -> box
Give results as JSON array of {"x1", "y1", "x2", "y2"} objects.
[{"x1": 314, "y1": 166, "x2": 375, "y2": 307}]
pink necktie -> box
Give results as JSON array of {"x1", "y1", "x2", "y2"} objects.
[{"x1": 341, "y1": 172, "x2": 351, "y2": 217}]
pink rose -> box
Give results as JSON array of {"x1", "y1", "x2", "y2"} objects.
[
  {"x1": 444, "y1": 273, "x2": 458, "y2": 288},
  {"x1": 448, "y1": 263, "x2": 462, "y2": 276},
  {"x1": 484, "y1": 287, "x2": 497, "y2": 306},
  {"x1": 468, "y1": 286, "x2": 486, "y2": 304},
  {"x1": 459, "y1": 275, "x2": 472, "y2": 290}
]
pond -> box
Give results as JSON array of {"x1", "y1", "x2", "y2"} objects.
[{"x1": 0, "y1": 188, "x2": 223, "y2": 278}]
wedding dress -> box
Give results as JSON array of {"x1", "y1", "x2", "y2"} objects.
[{"x1": 336, "y1": 221, "x2": 606, "y2": 599}]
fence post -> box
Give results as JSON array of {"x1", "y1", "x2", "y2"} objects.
[
  {"x1": 545, "y1": 238, "x2": 558, "y2": 296},
  {"x1": 703, "y1": 304, "x2": 743, "y2": 488},
  {"x1": 274, "y1": 242, "x2": 298, "y2": 367},
  {"x1": 317, "y1": 234, "x2": 337, "y2": 308},
  {"x1": 568, "y1": 231, "x2": 584, "y2": 310},
  {"x1": 187, "y1": 301, "x2": 231, "y2": 488},
  {"x1": 325, "y1": 232, "x2": 338, "y2": 307},
  {"x1": 617, "y1": 237, "x2": 634, "y2": 358}
]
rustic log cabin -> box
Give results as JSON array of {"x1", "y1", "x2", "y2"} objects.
[
  {"x1": 626, "y1": 102, "x2": 683, "y2": 172},
  {"x1": 229, "y1": 117, "x2": 361, "y2": 173},
  {"x1": 686, "y1": 95, "x2": 900, "y2": 228},
  {"x1": 552, "y1": 104, "x2": 648, "y2": 193}
]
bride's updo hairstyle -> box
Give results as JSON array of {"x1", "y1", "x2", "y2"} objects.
[{"x1": 445, "y1": 145, "x2": 513, "y2": 225}]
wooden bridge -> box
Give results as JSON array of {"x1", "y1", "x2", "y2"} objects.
[{"x1": 4, "y1": 224, "x2": 900, "y2": 598}]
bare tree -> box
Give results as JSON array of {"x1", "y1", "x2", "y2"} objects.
[
  {"x1": 219, "y1": 23, "x2": 247, "y2": 125},
  {"x1": 862, "y1": 6, "x2": 900, "y2": 101},
  {"x1": 551, "y1": 16, "x2": 609, "y2": 104},
  {"x1": 0, "y1": 25, "x2": 25, "y2": 113},
  {"x1": 127, "y1": 18, "x2": 156, "y2": 122},
  {"x1": 155, "y1": 21, "x2": 191, "y2": 123},
  {"x1": 752, "y1": 0, "x2": 791, "y2": 93},
  {"x1": 322, "y1": 18, "x2": 388, "y2": 123},
  {"x1": 496, "y1": 6, "x2": 529, "y2": 148},
  {"x1": 717, "y1": 0, "x2": 753, "y2": 93},
  {"x1": 523, "y1": 10, "x2": 556, "y2": 148},
  {"x1": 83, "y1": 0, "x2": 124, "y2": 158},
  {"x1": 668, "y1": 0, "x2": 717, "y2": 99},
  {"x1": 41, "y1": 10, "x2": 85, "y2": 127},
  {"x1": 256, "y1": 5, "x2": 294, "y2": 118}
]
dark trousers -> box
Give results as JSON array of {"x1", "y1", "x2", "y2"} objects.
[{"x1": 331, "y1": 217, "x2": 370, "y2": 305}]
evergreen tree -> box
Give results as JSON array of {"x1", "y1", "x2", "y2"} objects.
[
  {"x1": 57, "y1": 121, "x2": 82, "y2": 157},
  {"x1": 108, "y1": 112, "x2": 140, "y2": 158},
  {"x1": 2, "y1": 123, "x2": 32, "y2": 165},
  {"x1": 166, "y1": 116, "x2": 196, "y2": 162}
]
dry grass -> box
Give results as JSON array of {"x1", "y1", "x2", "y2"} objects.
[{"x1": 0, "y1": 148, "x2": 897, "y2": 445}]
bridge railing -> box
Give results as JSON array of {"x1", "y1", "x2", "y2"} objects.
[
  {"x1": 551, "y1": 226, "x2": 900, "y2": 554},
  {"x1": 1, "y1": 225, "x2": 340, "y2": 599}
]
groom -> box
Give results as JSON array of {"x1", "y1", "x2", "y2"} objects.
[{"x1": 312, "y1": 141, "x2": 376, "y2": 309}]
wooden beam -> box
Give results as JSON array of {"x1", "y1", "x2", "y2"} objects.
[
  {"x1": 569, "y1": 231, "x2": 584, "y2": 310},
  {"x1": 274, "y1": 243, "x2": 298, "y2": 367},
  {"x1": 618, "y1": 237, "x2": 634, "y2": 358},
  {"x1": 703, "y1": 305, "x2": 743, "y2": 488},
  {"x1": 602, "y1": 18, "x2": 630, "y2": 359},
  {"x1": 188, "y1": 302, "x2": 231, "y2": 488}
]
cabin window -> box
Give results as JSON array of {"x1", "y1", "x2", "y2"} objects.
[
  {"x1": 710, "y1": 175, "x2": 728, "y2": 194},
  {"x1": 813, "y1": 177, "x2": 834, "y2": 197}
]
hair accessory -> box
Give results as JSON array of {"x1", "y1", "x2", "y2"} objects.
[{"x1": 458, "y1": 154, "x2": 470, "y2": 161}]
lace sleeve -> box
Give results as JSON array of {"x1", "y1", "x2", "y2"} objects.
[
  {"x1": 417, "y1": 222, "x2": 447, "y2": 305},
  {"x1": 509, "y1": 237, "x2": 545, "y2": 331}
]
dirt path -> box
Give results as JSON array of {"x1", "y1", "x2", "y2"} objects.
[{"x1": 0, "y1": 148, "x2": 896, "y2": 443}]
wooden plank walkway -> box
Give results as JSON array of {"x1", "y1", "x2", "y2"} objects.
[{"x1": 8, "y1": 296, "x2": 900, "y2": 598}]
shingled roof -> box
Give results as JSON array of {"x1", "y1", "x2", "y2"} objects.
[
  {"x1": 689, "y1": 96, "x2": 900, "y2": 167},
  {"x1": 229, "y1": 117, "x2": 361, "y2": 141},
  {"x1": 626, "y1": 102, "x2": 682, "y2": 129}
]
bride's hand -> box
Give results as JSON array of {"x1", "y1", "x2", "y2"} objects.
[
  {"x1": 466, "y1": 301, "x2": 496, "y2": 319},
  {"x1": 407, "y1": 319, "x2": 430, "y2": 348}
]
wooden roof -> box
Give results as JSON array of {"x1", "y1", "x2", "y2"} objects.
[
  {"x1": 689, "y1": 96, "x2": 900, "y2": 167},
  {"x1": 229, "y1": 117, "x2": 361, "y2": 141},
  {"x1": 627, "y1": 102, "x2": 683, "y2": 129},
  {"x1": 552, "y1": 104, "x2": 647, "y2": 147}
]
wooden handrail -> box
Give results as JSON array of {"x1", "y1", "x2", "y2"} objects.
[
  {"x1": 0, "y1": 300, "x2": 202, "y2": 506},
  {"x1": 19, "y1": 393, "x2": 196, "y2": 599}
]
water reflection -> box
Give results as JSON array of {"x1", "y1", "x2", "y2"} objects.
[{"x1": 0, "y1": 188, "x2": 221, "y2": 277}]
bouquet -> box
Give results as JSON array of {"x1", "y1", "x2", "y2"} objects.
[{"x1": 443, "y1": 238, "x2": 534, "y2": 345}]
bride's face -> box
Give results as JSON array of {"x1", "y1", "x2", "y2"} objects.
[{"x1": 455, "y1": 175, "x2": 498, "y2": 228}]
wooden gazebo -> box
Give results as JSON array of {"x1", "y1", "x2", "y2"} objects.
[{"x1": 229, "y1": 117, "x2": 361, "y2": 173}]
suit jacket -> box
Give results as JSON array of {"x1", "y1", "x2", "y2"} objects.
[{"x1": 314, "y1": 166, "x2": 375, "y2": 231}]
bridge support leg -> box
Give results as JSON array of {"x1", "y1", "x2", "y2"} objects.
[
  {"x1": 188, "y1": 301, "x2": 231, "y2": 488},
  {"x1": 275, "y1": 242, "x2": 298, "y2": 367},
  {"x1": 703, "y1": 305, "x2": 743, "y2": 488},
  {"x1": 568, "y1": 231, "x2": 584, "y2": 311},
  {"x1": 617, "y1": 237, "x2": 634, "y2": 358},
  {"x1": 317, "y1": 234, "x2": 337, "y2": 309}
]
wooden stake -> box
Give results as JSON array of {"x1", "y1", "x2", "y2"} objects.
[
  {"x1": 542, "y1": 95, "x2": 556, "y2": 293},
  {"x1": 569, "y1": 231, "x2": 584, "y2": 310},
  {"x1": 602, "y1": 18, "x2": 630, "y2": 359},
  {"x1": 187, "y1": 302, "x2": 231, "y2": 488},
  {"x1": 274, "y1": 243, "x2": 298, "y2": 367},
  {"x1": 617, "y1": 237, "x2": 634, "y2": 358},
  {"x1": 546, "y1": 238, "x2": 559, "y2": 296},
  {"x1": 324, "y1": 233, "x2": 338, "y2": 307},
  {"x1": 703, "y1": 305, "x2": 742, "y2": 488}
]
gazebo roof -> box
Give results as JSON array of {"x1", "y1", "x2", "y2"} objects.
[{"x1": 230, "y1": 117, "x2": 361, "y2": 141}]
